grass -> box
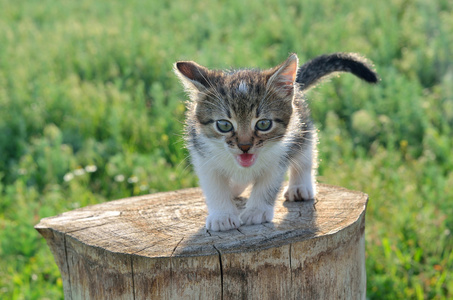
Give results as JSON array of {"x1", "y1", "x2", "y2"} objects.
[{"x1": 0, "y1": 0, "x2": 452, "y2": 298}]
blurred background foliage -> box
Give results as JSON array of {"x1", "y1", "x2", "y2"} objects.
[{"x1": 0, "y1": 0, "x2": 452, "y2": 298}]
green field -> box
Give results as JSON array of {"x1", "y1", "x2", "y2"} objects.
[{"x1": 1, "y1": 0, "x2": 452, "y2": 298}]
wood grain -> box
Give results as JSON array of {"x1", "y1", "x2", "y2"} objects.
[{"x1": 36, "y1": 183, "x2": 368, "y2": 299}]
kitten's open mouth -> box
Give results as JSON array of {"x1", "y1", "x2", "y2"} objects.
[{"x1": 236, "y1": 153, "x2": 256, "y2": 168}]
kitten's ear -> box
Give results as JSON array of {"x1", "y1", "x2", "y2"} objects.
[
  {"x1": 174, "y1": 61, "x2": 211, "y2": 93},
  {"x1": 266, "y1": 54, "x2": 299, "y2": 97}
]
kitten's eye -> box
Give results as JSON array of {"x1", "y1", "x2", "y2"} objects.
[
  {"x1": 216, "y1": 120, "x2": 233, "y2": 133},
  {"x1": 256, "y1": 119, "x2": 272, "y2": 131}
]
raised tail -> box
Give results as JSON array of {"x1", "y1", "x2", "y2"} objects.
[{"x1": 296, "y1": 53, "x2": 379, "y2": 91}]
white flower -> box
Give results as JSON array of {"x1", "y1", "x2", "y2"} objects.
[
  {"x1": 127, "y1": 176, "x2": 138, "y2": 184},
  {"x1": 73, "y1": 168, "x2": 85, "y2": 176},
  {"x1": 114, "y1": 174, "x2": 125, "y2": 182},
  {"x1": 63, "y1": 173, "x2": 74, "y2": 182},
  {"x1": 85, "y1": 165, "x2": 97, "y2": 173}
]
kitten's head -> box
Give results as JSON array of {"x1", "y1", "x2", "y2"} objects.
[{"x1": 174, "y1": 54, "x2": 299, "y2": 168}]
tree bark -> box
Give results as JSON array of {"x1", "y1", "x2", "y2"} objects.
[{"x1": 35, "y1": 183, "x2": 368, "y2": 299}]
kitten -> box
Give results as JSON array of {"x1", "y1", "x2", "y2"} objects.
[{"x1": 174, "y1": 53, "x2": 378, "y2": 231}]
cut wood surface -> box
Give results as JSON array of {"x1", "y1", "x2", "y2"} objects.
[{"x1": 35, "y1": 183, "x2": 368, "y2": 300}]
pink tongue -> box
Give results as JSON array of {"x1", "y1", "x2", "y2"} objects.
[{"x1": 237, "y1": 153, "x2": 256, "y2": 167}]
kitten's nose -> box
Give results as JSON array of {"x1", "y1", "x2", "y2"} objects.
[{"x1": 238, "y1": 143, "x2": 252, "y2": 153}]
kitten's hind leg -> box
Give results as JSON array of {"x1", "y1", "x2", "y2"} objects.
[{"x1": 284, "y1": 141, "x2": 317, "y2": 201}]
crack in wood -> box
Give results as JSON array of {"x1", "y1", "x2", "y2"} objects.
[
  {"x1": 63, "y1": 234, "x2": 73, "y2": 300},
  {"x1": 171, "y1": 237, "x2": 184, "y2": 257},
  {"x1": 65, "y1": 220, "x2": 118, "y2": 234},
  {"x1": 212, "y1": 245, "x2": 224, "y2": 300},
  {"x1": 130, "y1": 256, "x2": 136, "y2": 300},
  {"x1": 236, "y1": 228, "x2": 245, "y2": 235},
  {"x1": 289, "y1": 243, "x2": 293, "y2": 297},
  {"x1": 131, "y1": 245, "x2": 154, "y2": 255}
]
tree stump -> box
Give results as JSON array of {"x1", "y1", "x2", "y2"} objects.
[{"x1": 35, "y1": 183, "x2": 368, "y2": 300}]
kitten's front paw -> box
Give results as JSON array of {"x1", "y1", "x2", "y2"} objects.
[
  {"x1": 284, "y1": 183, "x2": 316, "y2": 201},
  {"x1": 240, "y1": 206, "x2": 274, "y2": 226},
  {"x1": 206, "y1": 213, "x2": 241, "y2": 231}
]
